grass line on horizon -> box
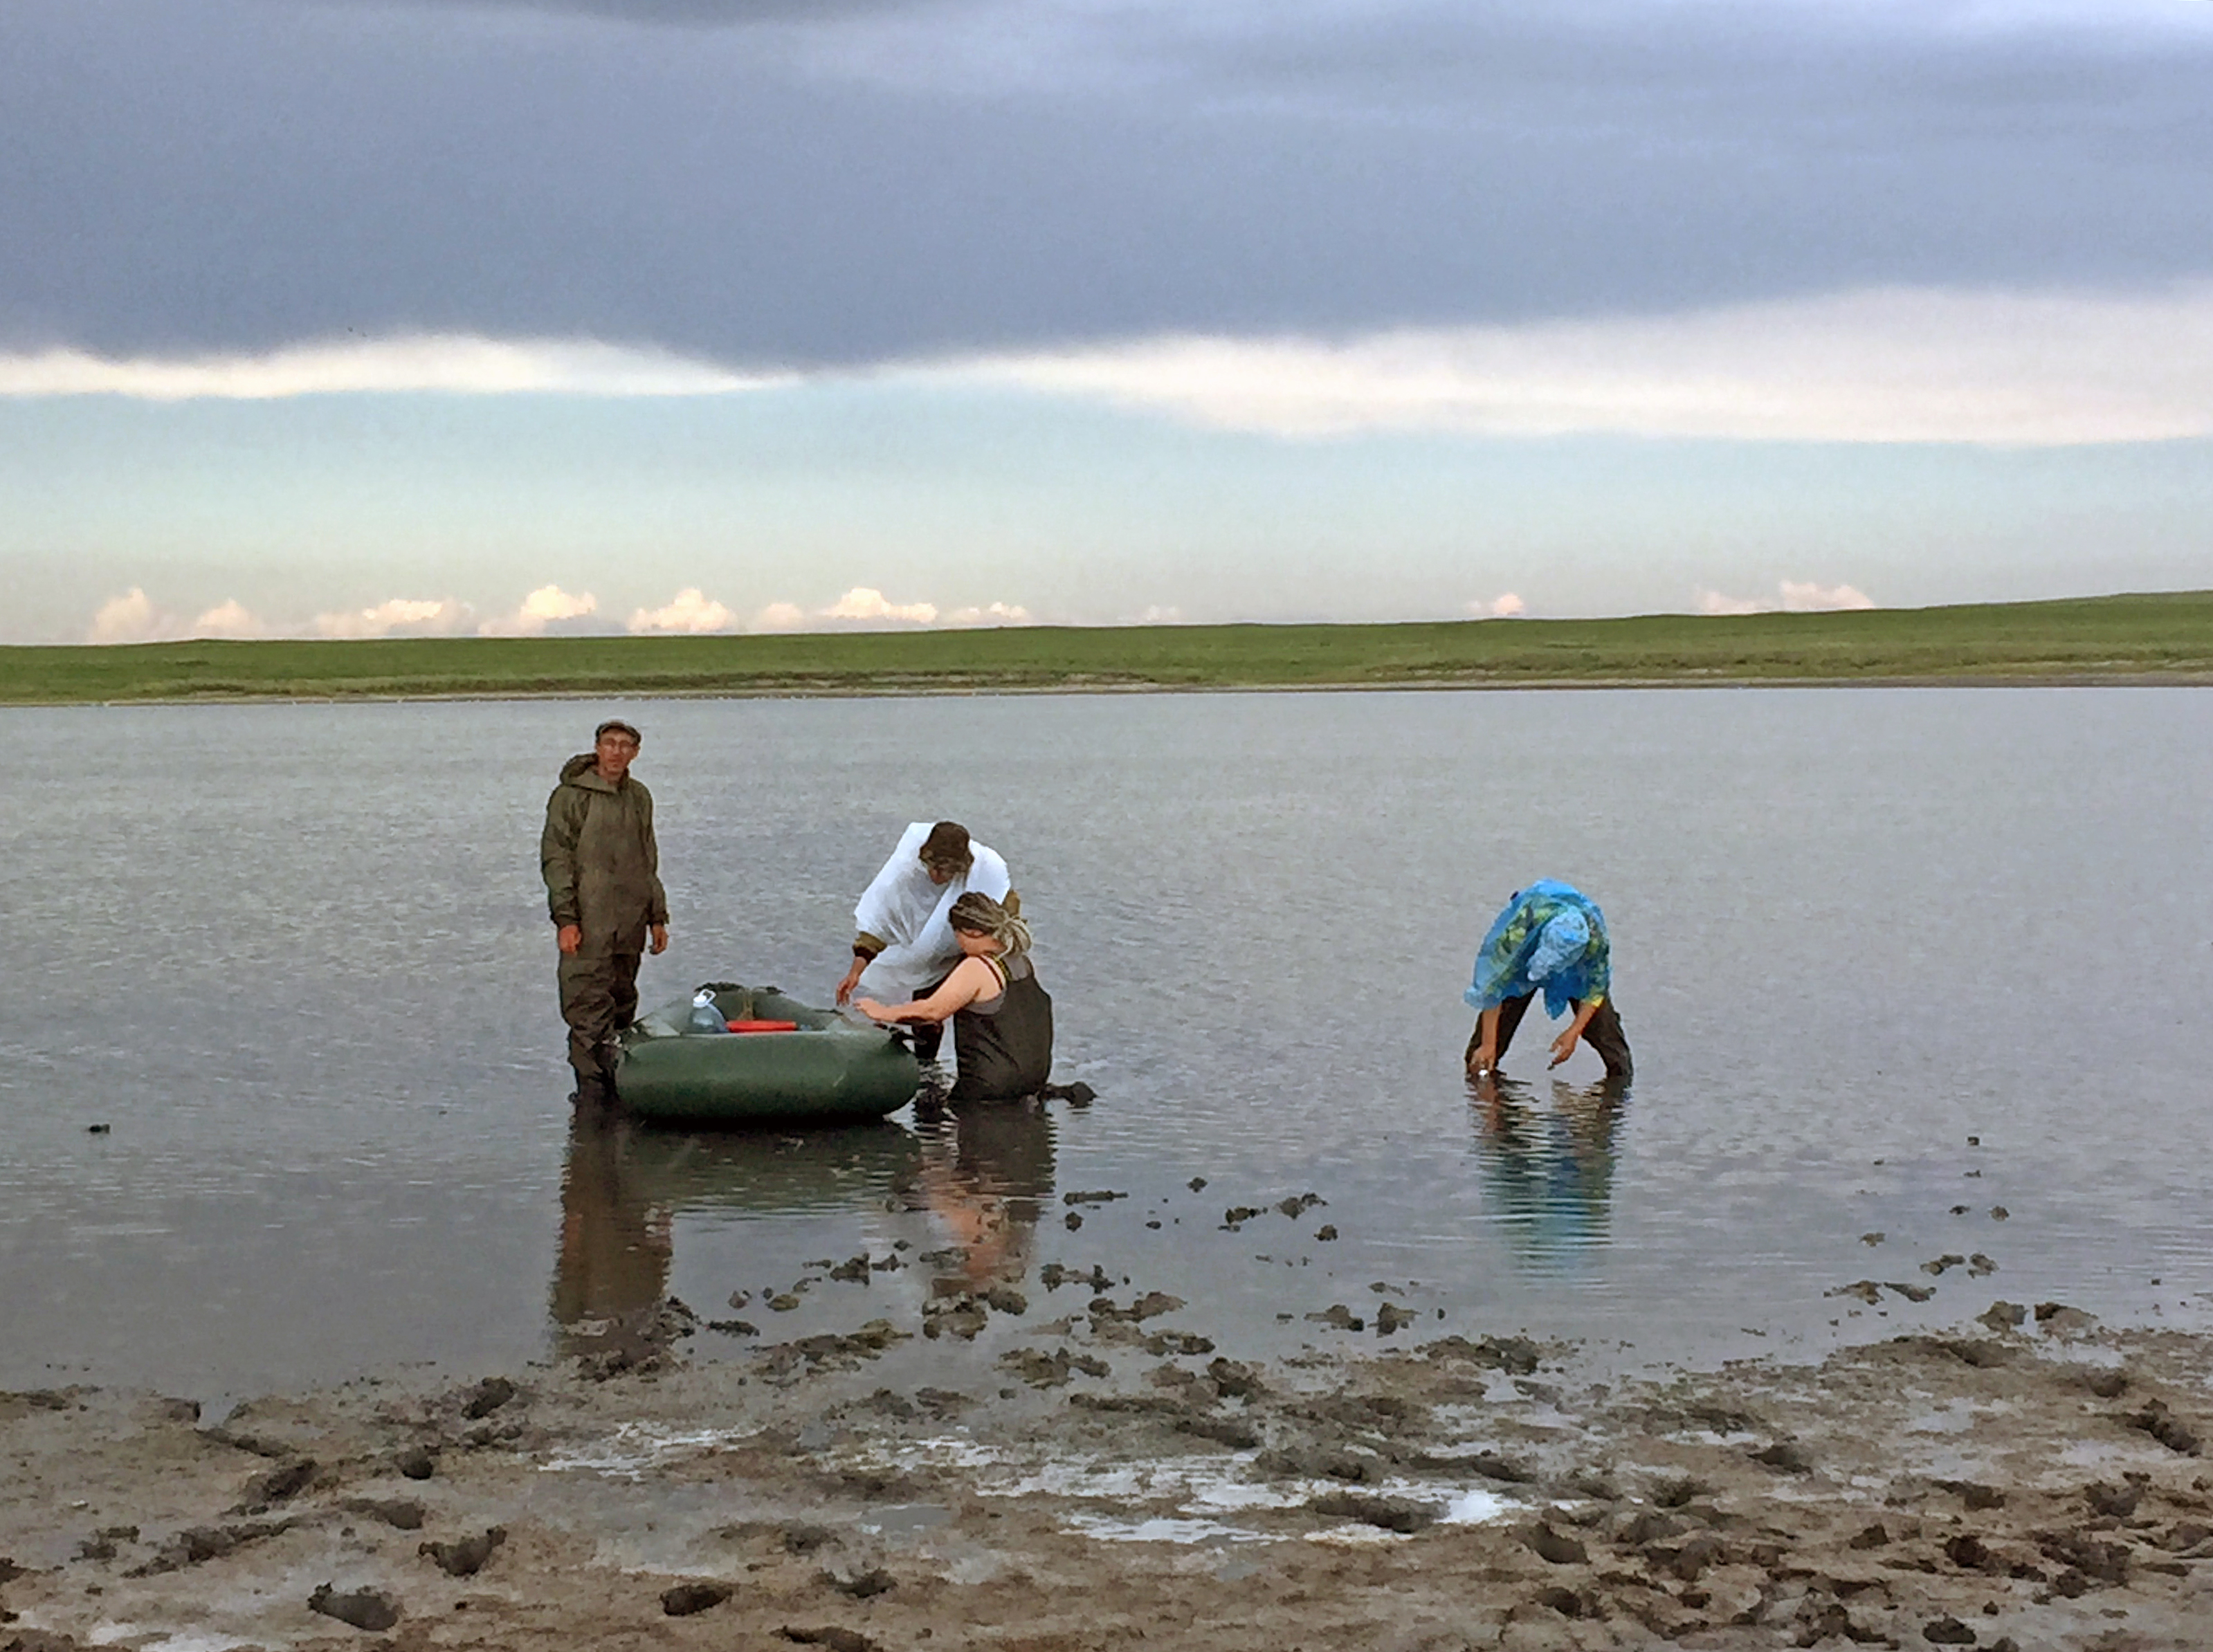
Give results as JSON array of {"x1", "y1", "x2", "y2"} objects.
[{"x1": 4, "y1": 591, "x2": 2211, "y2": 705}]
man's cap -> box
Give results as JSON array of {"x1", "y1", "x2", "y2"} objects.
[
  {"x1": 596, "y1": 719, "x2": 642, "y2": 743},
  {"x1": 920, "y1": 820, "x2": 974, "y2": 874}
]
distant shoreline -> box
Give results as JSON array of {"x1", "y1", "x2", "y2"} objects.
[
  {"x1": 6, "y1": 590, "x2": 2210, "y2": 706},
  {"x1": 21, "y1": 670, "x2": 2213, "y2": 710}
]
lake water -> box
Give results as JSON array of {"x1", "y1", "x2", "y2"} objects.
[{"x1": 3, "y1": 689, "x2": 2209, "y2": 1399}]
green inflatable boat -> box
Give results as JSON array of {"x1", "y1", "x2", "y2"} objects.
[{"x1": 615, "y1": 983, "x2": 920, "y2": 1124}]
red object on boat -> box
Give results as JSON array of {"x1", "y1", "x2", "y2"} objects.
[{"x1": 726, "y1": 1018, "x2": 800, "y2": 1034}]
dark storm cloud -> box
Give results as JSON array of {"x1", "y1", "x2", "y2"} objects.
[{"x1": 3, "y1": 0, "x2": 2210, "y2": 366}]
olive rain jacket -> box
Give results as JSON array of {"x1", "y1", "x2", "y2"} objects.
[{"x1": 541, "y1": 754, "x2": 669, "y2": 955}]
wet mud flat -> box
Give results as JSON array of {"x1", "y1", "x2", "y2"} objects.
[{"x1": 6, "y1": 1301, "x2": 2212, "y2": 1652}]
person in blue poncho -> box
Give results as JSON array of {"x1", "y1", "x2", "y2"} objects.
[{"x1": 1464, "y1": 880, "x2": 1632, "y2": 1081}]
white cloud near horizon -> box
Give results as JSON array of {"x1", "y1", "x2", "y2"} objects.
[
  {"x1": 191, "y1": 598, "x2": 265, "y2": 639},
  {"x1": 627, "y1": 588, "x2": 737, "y2": 634},
  {"x1": 1468, "y1": 594, "x2": 1526, "y2": 618},
  {"x1": 821, "y1": 586, "x2": 938, "y2": 625},
  {"x1": 938, "y1": 284, "x2": 2213, "y2": 446},
  {"x1": 86, "y1": 588, "x2": 268, "y2": 643},
  {"x1": 1697, "y1": 580, "x2": 1876, "y2": 616},
  {"x1": 315, "y1": 597, "x2": 469, "y2": 638},
  {"x1": 478, "y1": 583, "x2": 598, "y2": 636},
  {"x1": 8, "y1": 285, "x2": 2213, "y2": 448},
  {"x1": 0, "y1": 336, "x2": 781, "y2": 401},
  {"x1": 621, "y1": 586, "x2": 1029, "y2": 634},
  {"x1": 946, "y1": 600, "x2": 1032, "y2": 625},
  {"x1": 752, "y1": 601, "x2": 808, "y2": 631}
]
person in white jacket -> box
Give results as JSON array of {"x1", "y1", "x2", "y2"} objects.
[{"x1": 835, "y1": 821, "x2": 1017, "y2": 1058}]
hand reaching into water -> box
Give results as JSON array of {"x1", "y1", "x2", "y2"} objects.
[{"x1": 1548, "y1": 1027, "x2": 1580, "y2": 1068}]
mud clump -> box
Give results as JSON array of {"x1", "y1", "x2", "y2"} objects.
[
  {"x1": 823, "y1": 1566, "x2": 895, "y2": 1599},
  {"x1": 127, "y1": 1520, "x2": 291, "y2": 1576},
  {"x1": 394, "y1": 1445, "x2": 437, "y2": 1480},
  {"x1": 1257, "y1": 1444, "x2": 1387, "y2": 1484},
  {"x1": 661, "y1": 1581, "x2": 733, "y2": 1617},
  {"x1": 307, "y1": 1584, "x2": 401, "y2": 1633},
  {"x1": 1306, "y1": 1305, "x2": 1364, "y2": 1332},
  {"x1": 2125, "y1": 1399, "x2": 2201, "y2": 1456},
  {"x1": 460, "y1": 1377, "x2": 518, "y2": 1419},
  {"x1": 1206, "y1": 1357, "x2": 1266, "y2": 1399},
  {"x1": 1038, "y1": 1263, "x2": 1114, "y2": 1294},
  {"x1": 1142, "y1": 1330, "x2": 1215, "y2": 1357},
  {"x1": 1174, "y1": 1413, "x2": 1260, "y2": 1450},
  {"x1": 344, "y1": 1498, "x2": 425, "y2": 1530},
  {"x1": 420, "y1": 1526, "x2": 505, "y2": 1577},
  {"x1": 1422, "y1": 1333, "x2": 1544, "y2": 1375},
  {"x1": 2085, "y1": 1480, "x2": 2144, "y2": 1518},
  {"x1": 4, "y1": 1633, "x2": 86, "y2": 1652},
  {"x1": 787, "y1": 1320, "x2": 913, "y2": 1364},
  {"x1": 778, "y1": 1630, "x2": 880, "y2": 1652},
  {"x1": 1749, "y1": 1440, "x2": 1814, "y2": 1474},
  {"x1": 1523, "y1": 1523, "x2": 1589, "y2": 1566},
  {"x1": 1089, "y1": 1292, "x2": 1183, "y2": 1324},
  {"x1": 236, "y1": 1458, "x2": 317, "y2": 1509},
  {"x1": 1310, "y1": 1492, "x2": 1435, "y2": 1534},
  {"x1": 997, "y1": 1347, "x2": 1108, "y2": 1388},
  {"x1": 1927, "y1": 1479, "x2": 2007, "y2": 1512},
  {"x1": 2038, "y1": 1531, "x2": 2131, "y2": 1586}
]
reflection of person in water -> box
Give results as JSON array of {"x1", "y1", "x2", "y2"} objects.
[
  {"x1": 912, "y1": 1098, "x2": 1057, "y2": 1291},
  {"x1": 550, "y1": 1105, "x2": 672, "y2": 1363},
  {"x1": 857, "y1": 892, "x2": 1054, "y2": 1101},
  {"x1": 1470, "y1": 1073, "x2": 1626, "y2": 1272}
]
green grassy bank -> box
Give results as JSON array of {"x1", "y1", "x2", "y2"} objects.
[{"x1": 5, "y1": 591, "x2": 2211, "y2": 705}]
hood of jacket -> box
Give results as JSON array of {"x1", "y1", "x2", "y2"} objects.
[{"x1": 558, "y1": 753, "x2": 626, "y2": 792}]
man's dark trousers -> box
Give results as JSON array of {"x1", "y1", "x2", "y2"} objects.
[
  {"x1": 561, "y1": 948, "x2": 642, "y2": 1094},
  {"x1": 1466, "y1": 993, "x2": 1633, "y2": 1079}
]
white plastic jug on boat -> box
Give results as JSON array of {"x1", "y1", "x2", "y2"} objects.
[{"x1": 687, "y1": 989, "x2": 729, "y2": 1034}]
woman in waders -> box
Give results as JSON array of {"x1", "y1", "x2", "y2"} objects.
[{"x1": 855, "y1": 892, "x2": 1054, "y2": 1101}]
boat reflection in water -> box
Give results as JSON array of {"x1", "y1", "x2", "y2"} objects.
[
  {"x1": 550, "y1": 1101, "x2": 924, "y2": 1364},
  {"x1": 902, "y1": 1095, "x2": 1058, "y2": 1294},
  {"x1": 1469, "y1": 1073, "x2": 1630, "y2": 1276}
]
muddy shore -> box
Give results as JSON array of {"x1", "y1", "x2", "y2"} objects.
[{"x1": 6, "y1": 1272, "x2": 2210, "y2": 1651}]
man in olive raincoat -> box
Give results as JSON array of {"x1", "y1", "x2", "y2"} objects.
[{"x1": 541, "y1": 719, "x2": 669, "y2": 1105}]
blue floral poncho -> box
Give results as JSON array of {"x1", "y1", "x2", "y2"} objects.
[{"x1": 1464, "y1": 879, "x2": 1613, "y2": 1019}]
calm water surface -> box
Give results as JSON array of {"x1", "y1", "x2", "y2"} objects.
[{"x1": 3, "y1": 690, "x2": 2208, "y2": 1397}]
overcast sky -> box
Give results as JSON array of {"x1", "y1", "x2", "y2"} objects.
[{"x1": 4, "y1": 0, "x2": 2210, "y2": 643}]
